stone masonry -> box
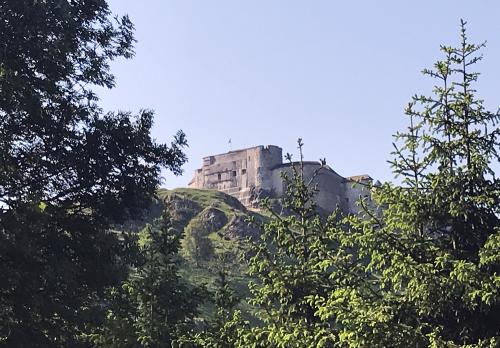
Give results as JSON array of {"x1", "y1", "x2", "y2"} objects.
[{"x1": 188, "y1": 145, "x2": 374, "y2": 214}]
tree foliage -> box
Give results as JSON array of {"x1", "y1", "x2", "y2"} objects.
[
  {"x1": 183, "y1": 220, "x2": 215, "y2": 267},
  {"x1": 2, "y1": 5, "x2": 498, "y2": 347},
  {"x1": 91, "y1": 213, "x2": 206, "y2": 348},
  {"x1": 235, "y1": 140, "x2": 347, "y2": 347},
  {"x1": 312, "y1": 20, "x2": 500, "y2": 347},
  {"x1": 236, "y1": 21, "x2": 500, "y2": 348},
  {"x1": 0, "y1": 1, "x2": 187, "y2": 346},
  {"x1": 178, "y1": 252, "x2": 244, "y2": 348}
]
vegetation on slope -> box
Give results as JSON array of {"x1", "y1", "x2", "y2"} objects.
[
  {"x1": 158, "y1": 188, "x2": 265, "y2": 322},
  {"x1": 2, "y1": 2, "x2": 499, "y2": 346}
]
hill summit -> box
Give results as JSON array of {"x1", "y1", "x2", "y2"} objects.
[{"x1": 189, "y1": 144, "x2": 374, "y2": 214}]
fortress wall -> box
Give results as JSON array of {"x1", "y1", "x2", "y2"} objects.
[
  {"x1": 343, "y1": 178, "x2": 373, "y2": 215},
  {"x1": 190, "y1": 169, "x2": 203, "y2": 188},
  {"x1": 189, "y1": 144, "x2": 373, "y2": 214},
  {"x1": 271, "y1": 163, "x2": 347, "y2": 213},
  {"x1": 255, "y1": 145, "x2": 283, "y2": 192},
  {"x1": 188, "y1": 145, "x2": 283, "y2": 206}
]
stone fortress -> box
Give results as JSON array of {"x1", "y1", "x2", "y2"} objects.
[{"x1": 189, "y1": 145, "x2": 376, "y2": 214}]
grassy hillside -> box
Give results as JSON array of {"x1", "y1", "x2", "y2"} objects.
[{"x1": 156, "y1": 187, "x2": 265, "y2": 322}]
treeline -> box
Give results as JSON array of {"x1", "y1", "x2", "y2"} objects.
[{"x1": 0, "y1": 1, "x2": 498, "y2": 347}]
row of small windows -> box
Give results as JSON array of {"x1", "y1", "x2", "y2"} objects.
[{"x1": 217, "y1": 169, "x2": 247, "y2": 181}]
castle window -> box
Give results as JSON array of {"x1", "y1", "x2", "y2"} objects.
[
  {"x1": 241, "y1": 169, "x2": 246, "y2": 175},
  {"x1": 232, "y1": 171, "x2": 237, "y2": 177},
  {"x1": 217, "y1": 173, "x2": 221, "y2": 181}
]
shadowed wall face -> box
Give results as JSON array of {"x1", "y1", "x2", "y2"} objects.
[{"x1": 271, "y1": 163, "x2": 349, "y2": 213}]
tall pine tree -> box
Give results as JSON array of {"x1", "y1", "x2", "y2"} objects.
[
  {"x1": 316, "y1": 20, "x2": 500, "y2": 347},
  {"x1": 236, "y1": 140, "x2": 352, "y2": 347}
]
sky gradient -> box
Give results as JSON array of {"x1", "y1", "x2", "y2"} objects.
[{"x1": 98, "y1": 1, "x2": 500, "y2": 188}]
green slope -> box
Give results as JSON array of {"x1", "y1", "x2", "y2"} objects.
[{"x1": 157, "y1": 188, "x2": 265, "y2": 322}]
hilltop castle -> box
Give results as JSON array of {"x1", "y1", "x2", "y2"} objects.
[{"x1": 189, "y1": 145, "x2": 374, "y2": 214}]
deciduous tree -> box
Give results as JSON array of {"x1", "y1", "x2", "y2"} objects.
[
  {"x1": 0, "y1": 1, "x2": 187, "y2": 346},
  {"x1": 92, "y1": 213, "x2": 206, "y2": 348}
]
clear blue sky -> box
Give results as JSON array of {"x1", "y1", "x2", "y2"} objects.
[{"x1": 98, "y1": 1, "x2": 500, "y2": 188}]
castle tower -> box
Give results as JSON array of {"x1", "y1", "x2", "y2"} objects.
[
  {"x1": 188, "y1": 144, "x2": 373, "y2": 214},
  {"x1": 188, "y1": 145, "x2": 283, "y2": 206}
]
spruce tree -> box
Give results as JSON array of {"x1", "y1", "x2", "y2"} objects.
[
  {"x1": 317, "y1": 21, "x2": 500, "y2": 347},
  {"x1": 179, "y1": 252, "x2": 244, "y2": 348},
  {"x1": 236, "y1": 140, "x2": 353, "y2": 347}
]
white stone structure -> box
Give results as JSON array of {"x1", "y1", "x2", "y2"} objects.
[{"x1": 188, "y1": 145, "x2": 374, "y2": 214}]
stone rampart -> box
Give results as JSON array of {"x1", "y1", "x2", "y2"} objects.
[
  {"x1": 188, "y1": 145, "x2": 282, "y2": 206},
  {"x1": 189, "y1": 145, "x2": 373, "y2": 214}
]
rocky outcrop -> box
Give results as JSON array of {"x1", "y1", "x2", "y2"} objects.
[
  {"x1": 164, "y1": 193, "x2": 202, "y2": 229},
  {"x1": 197, "y1": 207, "x2": 228, "y2": 233},
  {"x1": 224, "y1": 215, "x2": 260, "y2": 239},
  {"x1": 160, "y1": 188, "x2": 264, "y2": 241}
]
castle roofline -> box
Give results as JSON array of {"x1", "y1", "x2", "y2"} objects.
[
  {"x1": 271, "y1": 161, "x2": 324, "y2": 170},
  {"x1": 346, "y1": 174, "x2": 373, "y2": 182},
  {"x1": 202, "y1": 144, "x2": 282, "y2": 160},
  {"x1": 272, "y1": 161, "x2": 345, "y2": 179}
]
